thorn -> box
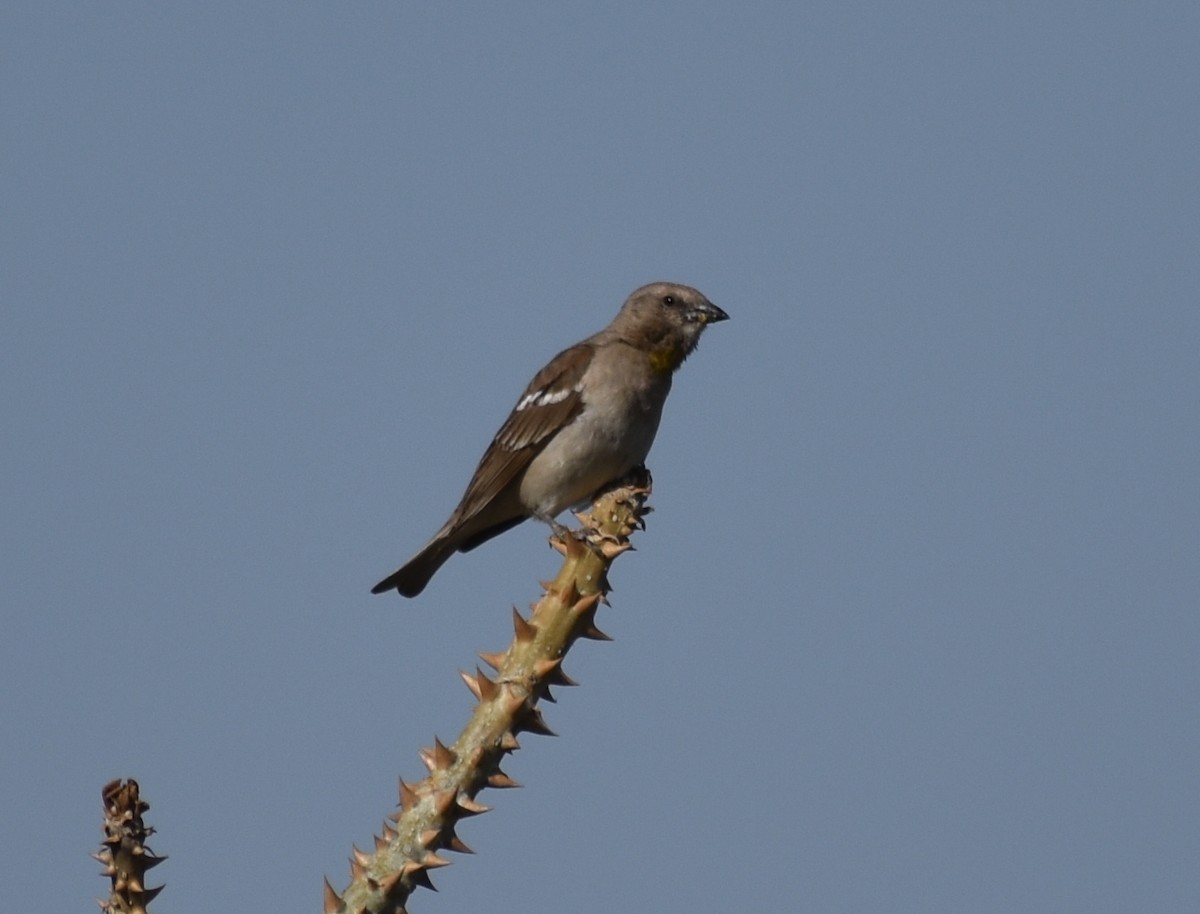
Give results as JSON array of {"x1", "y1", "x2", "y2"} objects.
[
  {"x1": 419, "y1": 828, "x2": 440, "y2": 848},
  {"x1": 142, "y1": 885, "x2": 165, "y2": 903},
  {"x1": 373, "y1": 833, "x2": 387, "y2": 852},
  {"x1": 498, "y1": 731, "x2": 520, "y2": 751},
  {"x1": 349, "y1": 856, "x2": 365, "y2": 879},
  {"x1": 422, "y1": 851, "x2": 452, "y2": 869},
  {"x1": 538, "y1": 579, "x2": 555, "y2": 592},
  {"x1": 478, "y1": 650, "x2": 505, "y2": 671},
  {"x1": 352, "y1": 844, "x2": 371, "y2": 866},
  {"x1": 531, "y1": 657, "x2": 564, "y2": 700},
  {"x1": 581, "y1": 623, "x2": 613, "y2": 641},
  {"x1": 571, "y1": 591, "x2": 611, "y2": 640},
  {"x1": 398, "y1": 777, "x2": 418, "y2": 813},
  {"x1": 512, "y1": 607, "x2": 537, "y2": 643},
  {"x1": 459, "y1": 669, "x2": 482, "y2": 700},
  {"x1": 398, "y1": 859, "x2": 422, "y2": 878},
  {"x1": 549, "y1": 665, "x2": 579, "y2": 687},
  {"x1": 433, "y1": 737, "x2": 456, "y2": 769},
  {"x1": 446, "y1": 833, "x2": 474, "y2": 854},
  {"x1": 549, "y1": 537, "x2": 568, "y2": 556},
  {"x1": 382, "y1": 823, "x2": 398, "y2": 841},
  {"x1": 420, "y1": 738, "x2": 456, "y2": 773},
  {"x1": 456, "y1": 794, "x2": 490, "y2": 816},
  {"x1": 323, "y1": 878, "x2": 344, "y2": 914},
  {"x1": 516, "y1": 707, "x2": 557, "y2": 737},
  {"x1": 141, "y1": 852, "x2": 167, "y2": 870},
  {"x1": 474, "y1": 666, "x2": 500, "y2": 701},
  {"x1": 600, "y1": 540, "x2": 633, "y2": 559},
  {"x1": 487, "y1": 769, "x2": 521, "y2": 788},
  {"x1": 571, "y1": 591, "x2": 603, "y2": 615},
  {"x1": 407, "y1": 865, "x2": 438, "y2": 892}
]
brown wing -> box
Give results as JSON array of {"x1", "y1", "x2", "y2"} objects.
[{"x1": 450, "y1": 342, "x2": 592, "y2": 523}]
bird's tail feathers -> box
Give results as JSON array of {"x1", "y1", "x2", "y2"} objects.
[
  {"x1": 371, "y1": 509, "x2": 527, "y2": 597},
  {"x1": 370, "y1": 536, "x2": 456, "y2": 598}
]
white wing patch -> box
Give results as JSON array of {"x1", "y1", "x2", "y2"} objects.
[{"x1": 516, "y1": 383, "x2": 580, "y2": 412}]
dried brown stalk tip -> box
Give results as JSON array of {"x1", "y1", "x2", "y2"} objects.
[{"x1": 96, "y1": 779, "x2": 166, "y2": 914}]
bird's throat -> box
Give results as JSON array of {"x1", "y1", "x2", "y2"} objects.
[{"x1": 649, "y1": 344, "x2": 685, "y2": 374}]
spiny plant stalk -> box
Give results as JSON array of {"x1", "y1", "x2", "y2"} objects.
[
  {"x1": 326, "y1": 468, "x2": 653, "y2": 914},
  {"x1": 94, "y1": 779, "x2": 167, "y2": 914}
]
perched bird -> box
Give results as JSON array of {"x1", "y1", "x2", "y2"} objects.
[{"x1": 372, "y1": 281, "x2": 729, "y2": 597}]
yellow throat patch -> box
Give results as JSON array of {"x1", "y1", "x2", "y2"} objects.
[{"x1": 649, "y1": 344, "x2": 685, "y2": 374}]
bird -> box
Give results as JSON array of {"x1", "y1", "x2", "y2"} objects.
[{"x1": 371, "y1": 281, "x2": 729, "y2": 597}]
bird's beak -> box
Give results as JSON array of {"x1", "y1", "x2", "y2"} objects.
[{"x1": 694, "y1": 301, "x2": 730, "y2": 324}]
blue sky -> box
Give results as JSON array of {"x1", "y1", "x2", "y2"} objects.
[{"x1": 3, "y1": 3, "x2": 1198, "y2": 912}]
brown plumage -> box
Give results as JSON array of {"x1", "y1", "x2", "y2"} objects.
[{"x1": 372, "y1": 281, "x2": 728, "y2": 597}]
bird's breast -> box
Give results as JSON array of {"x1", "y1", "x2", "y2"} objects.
[{"x1": 518, "y1": 381, "x2": 667, "y2": 517}]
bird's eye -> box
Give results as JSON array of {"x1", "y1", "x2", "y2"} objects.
[{"x1": 663, "y1": 295, "x2": 676, "y2": 306}]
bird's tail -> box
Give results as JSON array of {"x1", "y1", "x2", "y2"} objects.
[{"x1": 370, "y1": 536, "x2": 456, "y2": 598}]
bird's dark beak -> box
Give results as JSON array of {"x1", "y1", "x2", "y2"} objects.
[{"x1": 695, "y1": 301, "x2": 729, "y2": 324}]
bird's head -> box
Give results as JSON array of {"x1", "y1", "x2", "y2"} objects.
[{"x1": 615, "y1": 282, "x2": 729, "y2": 373}]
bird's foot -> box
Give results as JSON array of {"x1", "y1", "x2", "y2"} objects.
[{"x1": 535, "y1": 511, "x2": 581, "y2": 545}]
